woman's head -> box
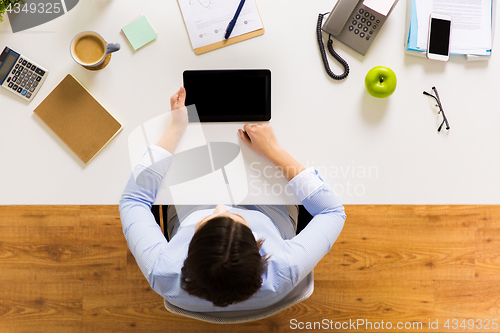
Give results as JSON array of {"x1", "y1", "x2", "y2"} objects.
[{"x1": 181, "y1": 205, "x2": 268, "y2": 307}]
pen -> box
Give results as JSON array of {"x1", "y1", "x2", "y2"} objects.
[{"x1": 225, "y1": 0, "x2": 246, "y2": 39}]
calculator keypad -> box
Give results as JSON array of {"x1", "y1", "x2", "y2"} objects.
[
  {"x1": 3, "y1": 55, "x2": 47, "y2": 102},
  {"x1": 348, "y1": 8, "x2": 381, "y2": 41}
]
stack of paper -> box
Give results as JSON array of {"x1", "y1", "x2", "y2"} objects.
[{"x1": 407, "y1": 0, "x2": 492, "y2": 56}]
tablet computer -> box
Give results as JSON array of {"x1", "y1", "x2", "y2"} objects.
[{"x1": 183, "y1": 69, "x2": 271, "y2": 122}]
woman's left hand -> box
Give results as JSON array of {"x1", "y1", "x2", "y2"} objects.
[{"x1": 170, "y1": 87, "x2": 188, "y2": 131}]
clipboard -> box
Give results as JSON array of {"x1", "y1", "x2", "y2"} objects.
[
  {"x1": 194, "y1": 27, "x2": 265, "y2": 54},
  {"x1": 177, "y1": 0, "x2": 265, "y2": 55}
]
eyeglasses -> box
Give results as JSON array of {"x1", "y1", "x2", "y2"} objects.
[{"x1": 423, "y1": 86, "x2": 450, "y2": 132}]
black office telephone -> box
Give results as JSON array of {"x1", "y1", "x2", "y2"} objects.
[{"x1": 317, "y1": 0, "x2": 399, "y2": 80}]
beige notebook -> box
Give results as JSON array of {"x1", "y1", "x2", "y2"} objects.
[{"x1": 33, "y1": 74, "x2": 122, "y2": 164}]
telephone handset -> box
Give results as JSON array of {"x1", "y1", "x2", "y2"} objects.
[{"x1": 317, "y1": 0, "x2": 399, "y2": 80}]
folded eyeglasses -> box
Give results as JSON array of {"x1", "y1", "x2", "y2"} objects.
[{"x1": 423, "y1": 86, "x2": 450, "y2": 132}]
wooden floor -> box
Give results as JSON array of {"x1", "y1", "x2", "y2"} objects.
[{"x1": 1, "y1": 206, "x2": 499, "y2": 333}]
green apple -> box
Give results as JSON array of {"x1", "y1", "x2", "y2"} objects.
[{"x1": 365, "y1": 66, "x2": 397, "y2": 98}]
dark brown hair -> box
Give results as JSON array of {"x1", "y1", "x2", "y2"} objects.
[{"x1": 181, "y1": 216, "x2": 268, "y2": 307}]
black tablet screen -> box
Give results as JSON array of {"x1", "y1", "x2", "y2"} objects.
[{"x1": 183, "y1": 70, "x2": 271, "y2": 122}]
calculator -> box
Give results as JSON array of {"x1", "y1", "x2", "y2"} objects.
[{"x1": 0, "y1": 46, "x2": 48, "y2": 102}]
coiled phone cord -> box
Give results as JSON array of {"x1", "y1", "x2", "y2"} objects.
[{"x1": 317, "y1": 12, "x2": 349, "y2": 80}]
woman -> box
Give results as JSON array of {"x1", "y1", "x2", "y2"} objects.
[{"x1": 119, "y1": 87, "x2": 346, "y2": 312}]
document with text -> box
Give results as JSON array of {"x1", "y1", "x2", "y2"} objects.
[
  {"x1": 178, "y1": 0, "x2": 263, "y2": 49},
  {"x1": 416, "y1": 0, "x2": 492, "y2": 55}
]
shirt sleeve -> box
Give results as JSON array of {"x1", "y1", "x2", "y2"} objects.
[
  {"x1": 283, "y1": 167, "x2": 346, "y2": 283},
  {"x1": 119, "y1": 145, "x2": 173, "y2": 282}
]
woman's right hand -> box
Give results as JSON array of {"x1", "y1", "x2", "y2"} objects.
[
  {"x1": 239, "y1": 124, "x2": 305, "y2": 181},
  {"x1": 238, "y1": 124, "x2": 284, "y2": 161}
]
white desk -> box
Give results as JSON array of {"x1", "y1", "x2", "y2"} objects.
[{"x1": 1, "y1": 0, "x2": 499, "y2": 205}]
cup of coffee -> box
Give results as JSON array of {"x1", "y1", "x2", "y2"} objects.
[{"x1": 70, "y1": 31, "x2": 120, "y2": 68}]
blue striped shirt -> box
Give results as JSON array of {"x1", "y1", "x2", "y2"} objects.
[{"x1": 119, "y1": 145, "x2": 346, "y2": 312}]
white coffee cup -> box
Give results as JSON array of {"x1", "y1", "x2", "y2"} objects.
[{"x1": 70, "y1": 31, "x2": 120, "y2": 68}]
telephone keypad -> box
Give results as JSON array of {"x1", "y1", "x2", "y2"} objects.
[
  {"x1": 348, "y1": 8, "x2": 379, "y2": 40},
  {"x1": 322, "y1": 0, "x2": 395, "y2": 56}
]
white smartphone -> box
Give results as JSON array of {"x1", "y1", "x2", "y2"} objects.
[{"x1": 426, "y1": 13, "x2": 452, "y2": 61}]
